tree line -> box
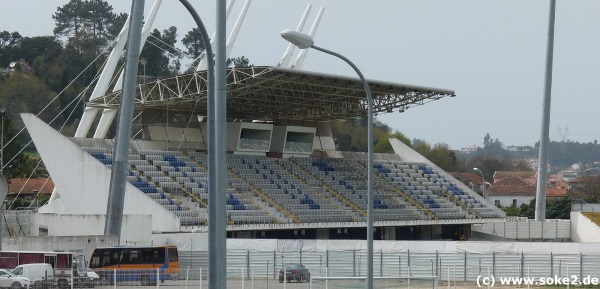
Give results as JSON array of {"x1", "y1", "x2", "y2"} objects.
[{"x1": 0, "y1": 0, "x2": 252, "y2": 178}]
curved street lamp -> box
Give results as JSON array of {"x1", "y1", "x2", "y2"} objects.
[
  {"x1": 473, "y1": 168, "x2": 486, "y2": 199},
  {"x1": 0, "y1": 107, "x2": 6, "y2": 250},
  {"x1": 281, "y1": 29, "x2": 375, "y2": 289},
  {"x1": 177, "y1": 2, "x2": 227, "y2": 289}
]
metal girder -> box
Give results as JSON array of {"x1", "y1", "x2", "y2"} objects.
[{"x1": 88, "y1": 66, "x2": 454, "y2": 121}]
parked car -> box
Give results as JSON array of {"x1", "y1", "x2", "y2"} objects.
[
  {"x1": 11, "y1": 263, "x2": 53, "y2": 289},
  {"x1": 278, "y1": 263, "x2": 310, "y2": 283},
  {"x1": 0, "y1": 269, "x2": 30, "y2": 289}
]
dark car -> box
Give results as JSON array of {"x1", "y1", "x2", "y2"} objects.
[{"x1": 278, "y1": 263, "x2": 310, "y2": 283}]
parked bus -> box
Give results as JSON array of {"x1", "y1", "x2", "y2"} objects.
[
  {"x1": 88, "y1": 245, "x2": 179, "y2": 286},
  {"x1": 0, "y1": 251, "x2": 98, "y2": 289}
]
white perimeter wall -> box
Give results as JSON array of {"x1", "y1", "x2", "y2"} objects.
[
  {"x1": 570, "y1": 212, "x2": 600, "y2": 242},
  {"x1": 2, "y1": 235, "x2": 118, "y2": 258},
  {"x1": 472, "y1": 220, "x2": 571, "y2": 239},
  {"x1": 156, "y1": 234, "x2": 600, "y2": 255},
  {"x1": 38, "y1": 214, "x2": 152, "y2": 245}
]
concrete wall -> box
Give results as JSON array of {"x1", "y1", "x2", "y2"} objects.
[
  {"x1": 472, "y1": 220, "x2": 571, "y2": 240},
  {"x1": 146, "y1": 126, "x2": 204, "y2": 143},
  {"x1": 489, "y1": 195, "x2": 533, "y2": 207},
  {"x1": 38, "y1": 214, "x2": 152, "y2": 245},
  {"x1": 314, "y1": 121, "x2": 336, "y2": 151},
  {"x1": 570, "y1": 212, "x2": 600, "y2": 242},
  {"x1": 1, "y1": 235, "x2": 118, "y2": 258}
]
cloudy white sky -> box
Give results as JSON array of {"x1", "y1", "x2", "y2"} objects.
[{"x1": 2, "y1": 0, "x2": 600, "y2": 150}]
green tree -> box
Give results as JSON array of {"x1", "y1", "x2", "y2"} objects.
[
  {"x1": 0, "y1": 31, "x2": 23, "y2": 67},
  {"x1": 519, "y1": 199, "x2": 535, "y2": 219},
  {"x1": 227, "y1": 56, "x2": 252, "y2": 68},
  {"x1": 0, "y1": 113, "x2": 38, "y2": 179},
  {"x1": 546, "y1": 197, "x2": 572, "y2": 219},
  {"x1": 467, "y1": 156, "x2": 511, "y2": 180},
  {"x1": 504, "y1": 205, "x2": 519, "y2": 216},
  {"x1": 518, "y1": 197, "x2": 571, "y2": 219},
  {"x1": 0, "y1": 71, "x2": 62, "y2": 124},
  {"x1": 374, "y1": 131, "x2": 411, "y2": 154},
  {"x1": 107, "y1": 13, "x2": 128, "y2": 38},
  {"x1": 428, "y1": 143, "x2": 458, "y2": 171},
  {"x1": 483, "y1": 133, "x2": 506, "y2": 156},
  {"x1": 410, "y1": 140, "x2": 458, "y2": 171},
  {"x1": 53, "y1": 0, "x2": 86, "y2": 41},
  {"x1": 182, "y1": 28, "x2": 205, "y2": 59},
  {"x1": 9, "y1": 198, "x2": 31, "y2": 209},
  {"x1": 140, "y1": 26, "x2": 181, "y2": 77},
  {"x1": 53, "y1": 0, "x2": 117, "y2": 54}
]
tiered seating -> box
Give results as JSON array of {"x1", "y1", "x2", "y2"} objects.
[
  {"x1": 230, "y1": 155, "x2": 353, "y2": 223},
  {"x1": 376, "y1": 160, "x2": 503, "y2": 219},
  {"x1": 82, "y1": 146, "x2": 503, "y2": 227},
  {"x1": 374, "y1": 161, "x2": 467, "y2": 219},
  {"x1": 189, "y1": 153, "x2": 279, "y2": 225},
  {"x1": 288, "y1": 158, "x2": 425, "y2": 222}
]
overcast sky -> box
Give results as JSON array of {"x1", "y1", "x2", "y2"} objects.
[{"x1": 2, "y1": 0, "x2": 600, "y2": 150}]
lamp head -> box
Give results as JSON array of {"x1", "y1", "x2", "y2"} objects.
[
  {"x1": 0, "y1": 108, "x2": 5, "y2": 114},
  {"x1": 473, "y1": 168, "x2": 479, "y2": 171},
  {"x1": 280, "y1": 29, "x2": 314, "y2": 49}
]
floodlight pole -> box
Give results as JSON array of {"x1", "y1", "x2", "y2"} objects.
[
  {"x1": 0, "y1": 107, "x2": 5, "y2": 251},
  {"x1": 104, "y1": 0, "x2": 145, "y2": 243},
  {"x1": 535, "y1": 0, "x2": 556, "y2": 222},
  {"x1": 0, "y1": 108, "x2": 4, "y2": 175}
]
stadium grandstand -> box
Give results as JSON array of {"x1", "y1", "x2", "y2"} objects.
[
  {"x1": 22, "y1": 66, "x2": 505, "y2": 241},
  {"x1": 15, "y1": 1, "x2": 504, "y2": 242}
]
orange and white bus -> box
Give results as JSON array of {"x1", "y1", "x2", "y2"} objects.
[{"x1": 88, "y1": 245, "x2": 178, "y2": 286}]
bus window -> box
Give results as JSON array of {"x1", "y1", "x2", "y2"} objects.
[{"x1": 168, "y1": 247, "x2": 178, "y2": 263}]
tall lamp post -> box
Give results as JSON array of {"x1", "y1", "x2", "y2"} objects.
[
  {"x1": 0, "y1": 107, "x2": 6, "y2": 251},
  {"x1": 175, "y1": 1, "x2": 225, "y2": 289},
  {"x1": 1, "y1": 107, "x2": 5, "y2": 175},
  {"x1": 280, "y1": 29, "x2": 374, "y2": 289},
  {"x1": 473, "y1": 168, "x2": 486, "y2": 199}
]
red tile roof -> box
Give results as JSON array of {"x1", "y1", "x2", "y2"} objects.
[
  {"x1": 450, "y1": 172, "x2": 485, "y2": 185},
  {"x1": 489, "y1": 176, "x2": 536, "y2": 196},
  {"x1": 8, "y1": 178, "x2": 54, "y2": 196},
  {"x1": 489, "y1": 175, "x2": 568, "y2": 197}
]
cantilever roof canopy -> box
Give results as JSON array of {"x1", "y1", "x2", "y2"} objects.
[{"x1": 90, "y1": 66, "x2": 455, "y2": 121}]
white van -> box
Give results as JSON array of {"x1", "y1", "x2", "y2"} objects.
[{"x1": 11, "y1": 264, "x2": 54, "y2": 288}]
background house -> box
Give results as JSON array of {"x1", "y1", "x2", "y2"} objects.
[
  {"x1": 6, "y1": 178, "x2": 54, "y2": 209},
  {"x1": 489, "y1": 171, "x2": 567, "y2": 207}
]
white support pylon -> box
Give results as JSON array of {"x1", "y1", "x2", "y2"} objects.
[
  {"x1": 196, "y1": 0, "x2": 237, "y2": 71},
  {"x1": 276, "y1": 4, "x2": 312, "y2": 67},
  {"x1": 93, "y1": 0, "x2": 163, "y2": 139},
  {"x1": 290, "y1": 6, "x2": 325, "y2": 70}
]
